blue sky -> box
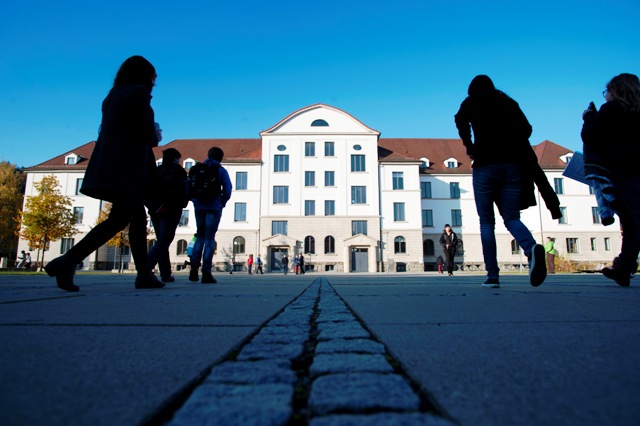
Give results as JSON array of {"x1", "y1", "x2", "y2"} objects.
[{"x1": 1, "y1": 0, "x2": 639, "y2": 168}]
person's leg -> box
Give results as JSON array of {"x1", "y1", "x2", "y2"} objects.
[
  {"x1": 443, "y1": 249, "x2": 453, "y2": 274},
  {"x1": 201, "y1": 210, "x2": 222, "y2": 273},
  {"x1": 546, "y1": 253, "x2": 556, "y2": 274},
  {"x1": 473, "y1": 166, "x2": 500, "y2": 281},
  {"x1": 129, "y1": 204, "x2": 164, "y2": 289},
  {"x1": 148, "y1": 210, "x2": 181, "y2": 279},
  {"x1": 497, "y1": 164, "x2": 545, "y2": 286},
  {"x1": 189, "y1": 209, "x2": 206, "y2": 281}
]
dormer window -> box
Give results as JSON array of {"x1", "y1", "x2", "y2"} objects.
[
  {"x1": 444, "y1": 157, "x2": 458, "y2": 168},
  {"x1": 560, "y1": 153, "x2": 573, "y2": 164},
  {"x1": 183, "y1": 159, "x2": 195, "y2": 170},
  {"x1": 65, "y1": 154, "x2": 79, "y2": 165},
  {"x1": 311, "y1": 119, "x2": 329, "y2": 127},
  {"x1": 420, "y1": 157, "x2": 430, "y2": 168}
]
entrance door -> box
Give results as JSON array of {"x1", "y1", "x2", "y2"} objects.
[
  {"x1": 351, "y1": 248, "x2": 368, "y2": 272},
  {"x1": 270, "y1": 248, "x2": 288, "y2": 272}
]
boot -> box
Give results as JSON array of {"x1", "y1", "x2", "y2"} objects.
[
  {"x1": 135, "y1": 271, "x2": 165, "y2": 289},
  {"x1": 201, "y1": 271, "x2": 217, "y2": 284},
  {"x1": 602, "y1": 257, "x2": 637, "y2": 287},
  {"x1": 189, "y1": 266, "x2": 200, "y2": 282},
  {"x1": 44, "y1": 256, "x2": 79, "y2": 292}
]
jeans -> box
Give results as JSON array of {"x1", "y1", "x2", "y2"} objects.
[
  {"x1": 473, "y1": 163, "x2": 536, "y2": 279},
  {"x1": 191, "y1": 209, "x2": 222, "y2": 273},
  {"x1": 148, "y1": 209, "x2": 182, "y2": 278}
]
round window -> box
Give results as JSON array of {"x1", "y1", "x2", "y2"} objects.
[
  {"x1": 353, "y1": 144, "x2": 362, "y2": 151},
  {"x1": 277, "y1": 145, "x2": 286, "y2": 151}
]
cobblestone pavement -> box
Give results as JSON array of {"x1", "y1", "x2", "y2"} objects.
[{"x1": 167, "y1": 277, "x2": 453, "y2": 426}]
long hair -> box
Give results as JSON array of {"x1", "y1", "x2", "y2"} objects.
[
  {"x1": 607, "y1": 73, "x2": 640, "y2": 112},
  {"x1": 468, "y1": 75, "x2": 496, "y2": 97},
  {"x1": 113, "y1": 56, "x2": 156, "y2": 90}
]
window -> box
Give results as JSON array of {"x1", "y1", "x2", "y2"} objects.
[
  {"x1": 554, "y1": 178, "x2": 564, "y2": 195},
  {"x1": 447, "y1": 161, "x2": 456, "y2": 168},
  {"x1": 450, "y1": 182, "x2": 460, "y2": 199},
  {"x1": 75, "y1": 178, "x2": 83, "y2": 195},
  {"x1": 351, "y1": 155, "x2": 366, "y2": 172},
  {"x1": 324, "y1": 171, "x2": 335, "y2": 186},
  {"x1": 273, "y1": 186, "x2": 289, "y2": 204},
  {"x1": 233, "y1": 236, "x2": 245, "y2": 254},
  {"x1": 351, "y1": 186, "x2": 367, "y2": 204},
  {"x1": 353, "y1": 144, "x2": 362, "y2": 151},
  {"x1": 73, "y1": 207, "x2": 84, "y2": 224},
  {"x1": 352, "y1": 220, "x2": 367, "y2": 235},
  {"x1": 277, "y1": 145, "x2": 287, "y2": 151},
  {"x1": 604, "y1": 237, "x2": 611, "y2": 251},
  {"x1": 591, "y1": 238, "x2": 597, "y2": 251},
  {"x1": 305, "y1": 141, "x2": 315, "y2": 157},
  {"x1": 420, "y1": 182, "x2": 432, "y2": 199},
  {"x1": 511, "y1": 239, "x2": 521, "y2": 255},
  {"x1": 394, "y1": 203, "x2": 406, "y2": 221},
  {"x1": 60, "y1": 238, "x2": 74, "y2": 254},
  {"x1": 176, "y1": 239, "x2": 188, "y2": 256},
  {"x1": 392, "y1": 172, "x2": 404, "y2": 190},
  {"x1": 325, "y1": 264, "x2": 335, "y2": 271},
  {"x1": 234, "y1": 203, "x2": 246, "y2": 222},
  {"x1": 591, "y1": 207, "x2": 601, "y2": 224},
  {"x1": 451, "y1": 209, "x2": 462, "y2": 227},
  {"x1": 305, "y1": 171, "x2": 315, "y2": 187},
  {"x1": 274, "y1": 155, "x2": 289, "y2": 172},
  {"x1": 558, "y1": 207, "x2": 567, "y2": 224},
  {"x1": 422, "y1": 209, "x2": 433, "y2": 227},
  {"x1": 324, "y1": 236, "x2": 335, "y2": 253},
  {"x1": 184, "y1": 161, "x2": 194, "y2": 171},
  {"x1": 272, "y1": 221, "x2": 288, "y2": 236},
  {"x1": 312, "y1": 119, "x2": 329, "y2": 127},
  {"x1": 394, "y1": 236, "x2": 407, "y2": 254},
  {"x1": 324, "y1": 141, "x2": 335, "y2": 156},
  {"x1": 304, "y1": 236, "x2": 315, "y2": 254},
  {"x1": 566, "y1": 238, "x2": 579, "y2": 253},
  {"x1": 325, "y1": 200, "x2": 335, "y2": 216},
  {"x1": 305, "y1": 200, "x2": 315, "y2": 216},
  {"x1": 179, "y1": 210, "x2": 189, "y2": 227},
  {"x1": 236, "y1": 172, "x2": 248, "y2": 190},
  {"x1": 423, "y1": 239, "x2": 435, "y2": 256},
  {"x1": 65, "y1": 156, "x2": 76, "y2": 165}
]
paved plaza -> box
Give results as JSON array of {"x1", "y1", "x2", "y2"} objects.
[{"x1": 0, "y1": 271, "x2": 639, "y2": 425}]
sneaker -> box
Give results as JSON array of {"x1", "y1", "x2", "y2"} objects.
[
  {"x1": 189, "y1": 267, "x2": 199, "y2": 282},
  {"x1": 529, "y1": 244, "x2": 547, "y2": 287},
  {"x1": 482, "y1": 278, "x2": 500, "y2": 288},
  {"x1": 135, "y1": 272, "x2": 166, "y2": 289},
  {"x1": 201, "y1": 272, "x2": 217, "y2": 284}
]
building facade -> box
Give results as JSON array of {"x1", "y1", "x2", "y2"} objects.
[{"x1": 19, "y1": 104, "x2": 621, "y2": 273}]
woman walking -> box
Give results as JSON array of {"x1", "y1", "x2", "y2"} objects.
[
  {"x1": 439, "y1": 224, "x2": 458, "y2": 276},
  {"x1": 455, "y1": 75, "x2": 546, "y2": 288},
  {"x1": 45, "y1": 56, "x2": 163, "y2": 292}
]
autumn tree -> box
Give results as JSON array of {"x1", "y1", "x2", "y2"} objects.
[
  {"x1": 0, "y1": 161, "x2": 25, "y2": 259},
  {"x1": 21, "y1": 175, "x2": 77, "y2": 270},
  {"x1": 96, "y1": 202, "x2": 154, "y2": 272}
]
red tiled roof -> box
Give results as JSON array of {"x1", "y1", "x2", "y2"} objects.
[{"x1": 26, "y1": 137, "x2": 572, "y2": 173}]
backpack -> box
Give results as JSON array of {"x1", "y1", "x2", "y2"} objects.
[{"x1": 188, "y1": 162, "x2": 222, "y2": 202}]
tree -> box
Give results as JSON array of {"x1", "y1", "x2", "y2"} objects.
[
  {"x1": 20, "y1": 175, "x2": 77, "y2": 271},
  {"x1": 0, "y1": 161, "x2": 25, "y2": 260},
  {"x1": 95, "y1": 202, "x2": 154, "y2": 272}
]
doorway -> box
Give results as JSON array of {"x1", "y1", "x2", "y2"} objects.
[{"x1": 351, "y1": 248, "x2": 368, "y2": 272}]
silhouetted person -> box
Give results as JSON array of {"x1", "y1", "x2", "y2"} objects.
[
  {"x1": 146, "y1": 147, "x2": 188, "y2": 282},
  {"x1": 455, "y1": 75, "x2": 546, "y2": 288},
  {"x1": 439, "y1": 224, "x2": 458, "y2": 276},
  {"x1": 45, "y1": 55, "x2": 164, "y2": 292},
  {"x1": 582, "y1": 73, "x2": 640, "y2": 286}
]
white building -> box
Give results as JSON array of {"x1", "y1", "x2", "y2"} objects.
[{"x1": 19, "y1": 104, "x2": 621, "y2": 273}]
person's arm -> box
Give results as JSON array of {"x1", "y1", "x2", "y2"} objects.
[
  {"x1": 454, "y1": 99, "x2": 475, "y2": 158},
  {"x1": 220, "y1": 168, "x2": 233, "y2": 207}
]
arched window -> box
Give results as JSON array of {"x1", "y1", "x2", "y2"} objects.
[
  {"x1": 324, "y1": 236, "x2": 335, "y2": 254},
  {"x1": 176, "y1": 239, "x2": 188, "y2": 256},
  {"x1": 233, "y1": 237, "x2": 246, "y2": 254},
  {"x1": 304, "y1": 236, "x2": 315, "y2": 254},
  {"x1": 511, "y1": 239, "x2": 521, "y2": 255},
  {"x1": 394, "y1": 236, "x2": 407, "y2": 254},
  {"x1": 423, "y1": 239, "x2": 434, "y2": 256},
  {"x1": 311, "y1": 119, "x2": 329, "y2": 127}
]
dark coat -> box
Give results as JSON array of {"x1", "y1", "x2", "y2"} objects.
[
  {"x1": 146, "y1": 161, "x2": 189, "y2": 213},
  {"x1": 582, "y1": 100, "x2": 640, "y2": 181},
  {"x1": 81, "y1": 84, "x2": 158, "y2": 203},
  {"x1": 439, "y1": 231, "x2": 458, "y2": 251},
  {"x1": 519, "y1": 147, "x2": 563, "y2": 219},
  {"x1": 454, "y1": 91, "x2": 532, "y2": 168}
]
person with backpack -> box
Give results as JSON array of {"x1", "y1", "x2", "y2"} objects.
[
  {"x1": 188, "y1": 147, "x2": 232, "y2": 284},
  {"x1": 146, "y1": 147, "x2": 188, "y2": 282},
  {"x1": 255, "y1": 254, "x2": 264, "y2": 274}
]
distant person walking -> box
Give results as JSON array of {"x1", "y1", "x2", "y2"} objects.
[
  {"x1": 16, "y1": 250, "x2": 26, "y2": 269},
  {"x1": 24, "y1": 253, "x2": 32, "y2": 269},
  {"x1": 455, "y1": 75, "x2": 546, "y2": 289},
  {"x1": 436, "y1": 255, "x2": 444, "y2": 274},
  {"x1": 544, "y1": 237, "x2": 558, "y2": 274},
  {"x1": 582, "y1": 73, "x2": 640, "y2": 286},
  {"x1": 298, "y1": 254, "x2": 306, "y2": 274},
  {"x1": 282, "y1": 254, "x2": 289, "y2": 275},
  {"x1": 439, "y1": 224, "x2": 458, "y2": 276},
  {"x1": 45, "y1": 55, "x2": 164, "y2": 292},
  {"x1": 255, "y1": 255, "x2": 264, "y2": 274},
  {"x1": 247, "y1": 254, "x2": 254, "y2": 274}
]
